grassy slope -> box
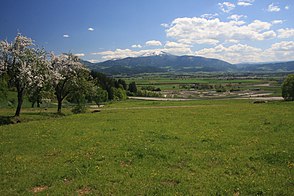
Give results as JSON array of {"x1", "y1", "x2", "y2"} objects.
[{"x1": 1, "y1": 100, "x2": 293, "y2": 195}]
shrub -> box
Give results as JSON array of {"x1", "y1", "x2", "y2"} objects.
[
  {"x1": 71, "y1": 104, "x2": 87, "y2": 114},
  {"x1": 282, "y1": 74, "x2": 294, "y2": 101}
]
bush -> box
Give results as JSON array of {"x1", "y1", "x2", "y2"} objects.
[
  {"x1": 71, "y1": 104, "x2": 87, "y2": 114},
  {"x1": 282, "y1": 74, "x2": 294, "y2": 101},
  {"x1": 111, "y1": 87, "x2": 127, "y2": 101}
]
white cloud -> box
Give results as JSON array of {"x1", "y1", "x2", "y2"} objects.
[
  {"x1": 88, "y1": 27, "x2": 94, "y2": 31},
  {"x1": 163, "y1": 47, "x2": 192, "y2": 55},
  {"x1": 267, "y1": 3, "x2": 280, "y2": 12},
  {"x1": 92, "y1": 43, "x2": 192, "y2": 60},
  {"x1": 227, "y1": 14, "x2": 247, "y2": 21},
  {"x1": 225, "y1": 39, "x2": 240, "y2": 44},
  {"x1": 261, "y1": 30, "x2": 276, "y2": 39},
  {"x1": 264, "y1": 41, "x2": 294, "y2": 61},
  {"x1": 164, "y1": 41, "x2": 190, "y2": 48},
  {"x1": 195, "y1": 42, "x2": 294, "y2": 63},
  {"x1": 218, "y1": 2, "x2": 235, "y2": 13},
  {"x1": 74, "y1": 53, "x2": 85, "y2": 57},
  {"x1": 161, "y1": 23, "x2": 170, "y2": 28},
  {"x1": 94, "y1": 40, "x2": 294, "y2": 63},
  {"x1": 196, "y1": 44, "x2": 263, "y2": 63},
  {"x1": 285, "y1": 5, "x2": 289, "y2": 10},
  {"x1": 271, "y1": 20, "x2": 284, "y2": 25},
  {"x1": 63, "y1": 34, "x2": 70, "y2": 38},
  {"x1": 145, "y1": 40, "x2": 162, "y2": 46},
  {"x1": 247, "y1": 20, "x2": 271, "y2": 31},
  {"x1": 237, "y1": 0, "x2": 255, "y2": 7},
  {"x1": 201, "y1": 13, "x2": 219, "y2": 19},
  {"x1": 270, "y1": 41, "x2": 294, "y2": 52},
  {"x1": 88, "y1": 59, "x2": 100, "y2": 63},
  {"x1": 94, "y1": 49, "x2": 135, "y2": 60},
  {"x1": 131, "y1": 44, "x2": 142, "y2": 48},
  {"x1": 277, "y1": 28, "x2": 294, "y2": 39},
  {"x1": 166, "y1": 17, "x2": 273, "y2": 45},
  {"x1": 237, "y1": 2, "x2": 251, "y2": 6}
]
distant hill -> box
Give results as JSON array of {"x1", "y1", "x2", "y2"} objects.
[
  {"x1": 81, "y1": 52, "x2": 294, "y2": 75},
  {"x1": 237, "y1": 61, "x2": 294, "y2": 72}
]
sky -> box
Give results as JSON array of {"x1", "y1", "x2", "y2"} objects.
[{"x1": 0, "y1": 0, "x2": 293, "y2": 64}]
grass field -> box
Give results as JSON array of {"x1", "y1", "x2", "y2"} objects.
[{"x1": 1, "y1": 99, "x2": 293, "y2": 195}]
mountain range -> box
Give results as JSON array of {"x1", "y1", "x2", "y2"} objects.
[{"x1": 82, "y1": 52, "x2": 294, "y2": 75}]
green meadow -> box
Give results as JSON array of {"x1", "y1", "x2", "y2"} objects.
[{"x1": 1, "y1": 99, "x2": 293, "y2": 195}]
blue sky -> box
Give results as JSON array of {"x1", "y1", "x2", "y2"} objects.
[{"x1": 0, "y1": 0, "x2": 293, "y2": 63}]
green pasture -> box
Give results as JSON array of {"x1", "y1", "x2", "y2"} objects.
[
  {"x1": 124, "y1": 75, "x2": 282, "y2": 93},
  {"x1": 125, "y1": 77, "x2": 266, "y2": 85},
  {"x1": 1, "y1": 99, "x2": 293, "y2": 195}
]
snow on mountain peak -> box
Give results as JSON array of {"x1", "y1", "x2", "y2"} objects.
[{"x1": 140, "y1": 51, "x2": 170, "y2": 57}]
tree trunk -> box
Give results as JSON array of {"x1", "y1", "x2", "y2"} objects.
[
  {"x1": 15, "y1": 87, "x2": 24, "y2": 117},
  {"x1": 57, "y1": 98, "x2": 62, "y2": 113}
]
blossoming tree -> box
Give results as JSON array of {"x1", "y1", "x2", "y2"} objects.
[
  {"x1": 0, "y1": 34, "x2": 50, "y2": 117},
  {"x1": 50, "y1": 53, "x2": 90, "y2": 113}
]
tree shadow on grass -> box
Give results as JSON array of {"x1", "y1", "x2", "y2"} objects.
[
  {"x1": 0, "y1": 116, "x2": 17, "y2": 126},
  {"x1": 0, "y1": 112, "x2": 66, "y2": 126},
  {"x1": 21, "y1": 111, "x2": 66, "y2": 117}
]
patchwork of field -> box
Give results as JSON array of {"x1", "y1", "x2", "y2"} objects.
[
  {"x1": 123, "y1": 73, "x2": 286, "y2": 99},
  {"x1": 1, "y1": 99, "x2": 293, "y2": 195}
]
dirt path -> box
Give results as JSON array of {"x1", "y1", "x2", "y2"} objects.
[
  {"x1": 91, "y1": 105, "x2": 222, "y2": 111},
  {"x1": 128, "y1": 96, "x2": 284, "y2": 101},
  {"x1": 241, "y1": 97, "x2": 284, "y2": 101},
  {"x1": 128, "y1": 96, "x2": 196, "y2": 101}
]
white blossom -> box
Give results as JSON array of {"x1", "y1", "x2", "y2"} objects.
[
  {"x1": 0, "y1": 34, "x2": 50, "y2": 89},
  {"x1": 50, "y1": 53, "x2": 89, "y2": 86}
]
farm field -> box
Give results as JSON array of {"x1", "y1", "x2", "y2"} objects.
[
  {"x1": 122, "y1": 73, "x2": 288, "y2": 99},
  {"x1": 1, "y1": 99, "x2": 293, "y2": 195}
]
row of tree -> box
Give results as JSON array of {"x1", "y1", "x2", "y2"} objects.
[{"x1": 0, "y1": 34, "x2": 137, "y2": 117}]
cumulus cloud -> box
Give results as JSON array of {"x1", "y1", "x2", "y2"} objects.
[
  {"x1": 267, "y1": 3, "x2": 280, "y2": 12},
  {"x1": 218, "y1": 2, "x2": 235, "y2": 13},
  {"x1": 145, "y1": 40, "x2": 162, "y2": 46},
  {"x1": 88, "y1": 59, "x2": 100, "y2": 63},
  {"x1": 227, "y1": 14, "x2": 247, "y2": 21},
  {"x1": 74, "y1": 53, "x2": 85, "y2": 57},
  {"x1": 161, "y1": 23, "x2": 170, "y2": 28},
  {"x1": 271, "y1": 20, "x2": 284, "y2": 25},
  {"x1": 261, "y1": 30, "x2": 276, "y2": 39},
  {"x1": 285, "y1": 5, "x2": 289, "y2": 10},
  {"x1": 94, "y1": 49, "x2": 134, "y2": 60},
  {"x1": 93, "y1": 49, "x2": 144, "y2": 60},
  {"x1": 270, "y1": 41, "x2": 294, "y2": 51},
  {"x1": 131, "y1": 44, "x2": 142, "y2": 48},
  {"x1": 98, "y1": 48, "x2": 182, "y2": 60},
  {"x1": 196, "y1": 44, "x2": 263, "y2": 63},
  {"x1": 195, "y1": 42, "x2": 294, "y2": 63},
  {"x1": 92, "y1": 42, "x2": 192, "y2": 60},
  {"x1": 63, "y1": 34, "x2": 70, "y2": 38},
  {"x1": 88, "y1": 27, "x2": 94, "y2": 31},
  {"x1": 164, "y1": 41, "x2": 190, "y2": 48},
  {"x1": 264, "y1": 41, "x2": 294, "y2": 61},
  {"x1": 93, "y1": 40, "x2": 294, "y2": 63},
  {"x1": 165, "y1": 17, "x2": 273, "y2": 45},
  {"x1": 237, "y1": 0, "x2": 255, "y2": 7},
  {"x1": 225, "y1": 39, "x2": 240, "y2": 44},
  {"x1": 201, "y1": 13, "x2": 219, "y2": 19},
  {"x1": 277, "y1": 28, "x2": 294, "y2": 39}
]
